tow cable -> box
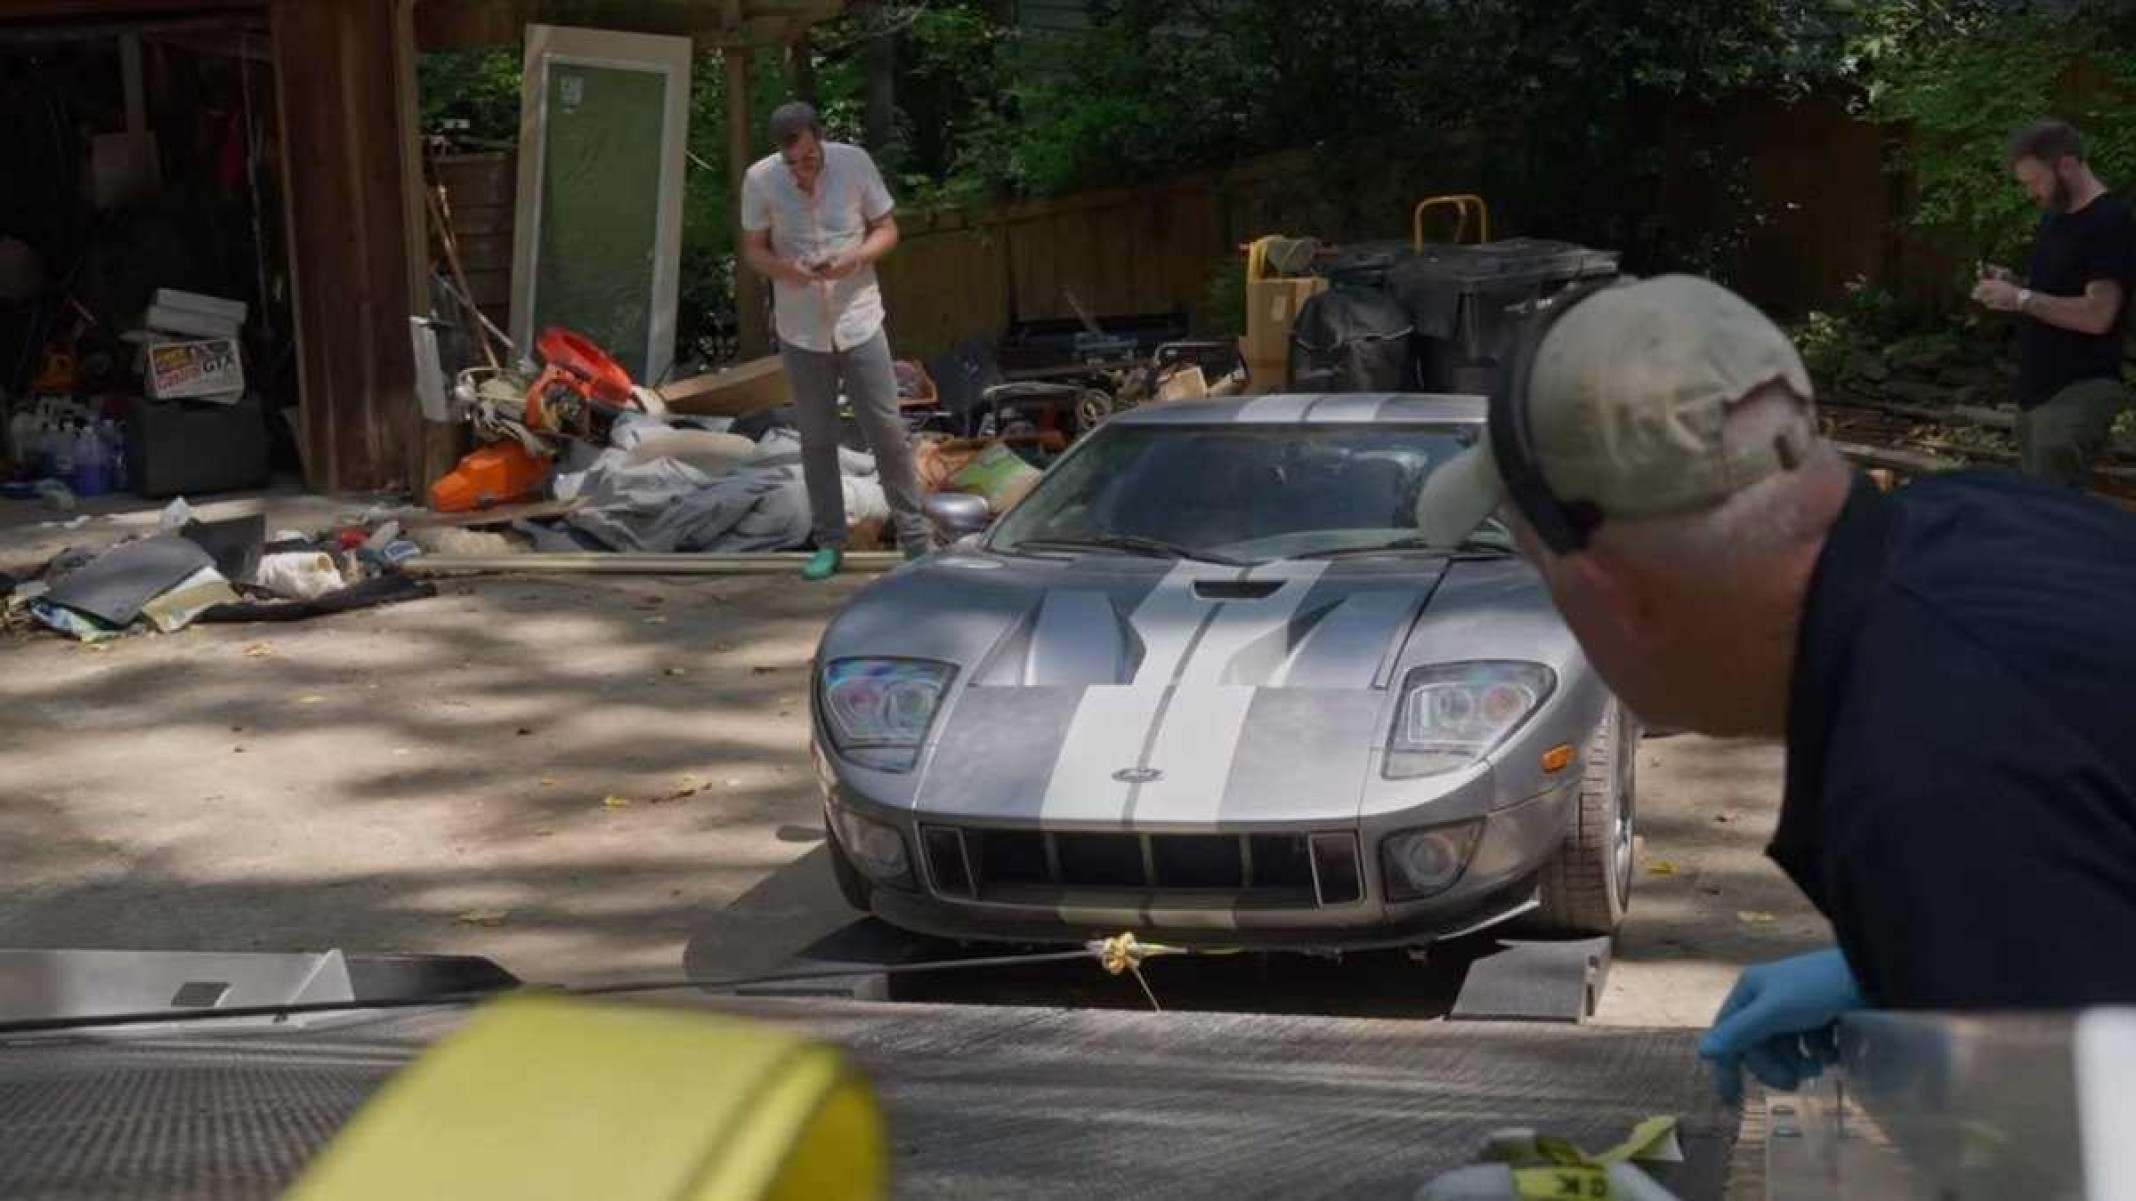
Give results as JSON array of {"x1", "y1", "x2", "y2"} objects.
[{"x1": 0, "y1": 932, "x2": 1199, "y2": 1037}]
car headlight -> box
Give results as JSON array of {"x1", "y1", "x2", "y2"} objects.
[
  {"x1": 819, "y1": 658, "x2": 955, "y2": 772},
  {"x1": 830, "y1": 805, "x2": 913, "y2": 885},
  {"x1": 1385, "y1": 661, "x2": 1555, "y2": 779},
  {"x1": 1382, "y1": 821, "x2": 1484, "y2": 900}
]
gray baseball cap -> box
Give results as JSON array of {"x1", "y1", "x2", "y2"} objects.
[{"x1": 1416, "y1": 274, "x2": 1818, "y2": 548}]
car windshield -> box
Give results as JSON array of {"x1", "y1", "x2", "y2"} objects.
[{"x1": 989, "y1": 423, "x2": 1512, "y2": 564}]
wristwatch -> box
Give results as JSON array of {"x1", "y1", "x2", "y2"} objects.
[{"x1": 2017, "y1": 287, "x2": 2035, "y2": 313}]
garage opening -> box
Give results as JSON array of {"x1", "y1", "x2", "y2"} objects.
[{"x1": 1, "y1": 5, "x2": 299, "y2": 503}]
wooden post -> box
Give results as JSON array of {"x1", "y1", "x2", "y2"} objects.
[
  {"x1": 786, "y1": 34, "x2": 815, "y2": 103},
  {"x1": 270, "y1": 0, "x2": 422, "y2": 492},
  {"x1": 726, "y1": 46, "x2": 769, "y2": 360}
]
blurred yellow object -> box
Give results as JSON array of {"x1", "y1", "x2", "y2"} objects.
[{"x1": 285, "y1": 995, "x2": 888, "y2": 1201}]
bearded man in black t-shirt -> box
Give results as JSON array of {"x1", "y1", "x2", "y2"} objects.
[{"x1": 1972, "y1": 119, "x2": 2135, "y2": 487}]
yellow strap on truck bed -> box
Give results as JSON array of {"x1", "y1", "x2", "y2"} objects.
[{"x1": 284, "y1": 995, "x2": 886, "y2": 1201}]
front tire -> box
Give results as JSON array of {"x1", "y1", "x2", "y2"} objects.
[
  {"x1": 827, "y1": 824, "x2": 876, "y2": 912},
  {"x1": 1529, "y1": 703, "x2": 1636, "y2": 936}
]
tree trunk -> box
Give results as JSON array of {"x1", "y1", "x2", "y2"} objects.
[
  {"x1": 858, "y1": 1, "x2": 901, "y2": 171},
  {"x1": 787, "y1": 34, "x2": 816, "y2": 104}
]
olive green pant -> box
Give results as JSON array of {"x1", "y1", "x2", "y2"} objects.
[{"x1": 2017, "y1": 377, "x2": 2129, "y2": 488}]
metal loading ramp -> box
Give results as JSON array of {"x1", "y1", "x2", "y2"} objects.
[{"x1": 0, "y1": 996, "x2": 1736, "y2": 1201}]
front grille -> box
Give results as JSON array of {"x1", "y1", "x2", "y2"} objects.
[{"x1": 922, "y1": 827, "x2": 1363, "y2": 909}]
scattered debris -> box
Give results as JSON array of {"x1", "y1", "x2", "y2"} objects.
[
  {"x1": 649, "y1": 782, "x2": 701, "y2": 804},
  {"x1": 600, "y1": 794, "x2": 632, "y2": 809}
]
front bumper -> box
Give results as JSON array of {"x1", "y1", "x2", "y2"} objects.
[{"x1": 821, "y1": 767, "x2": 1576, "y2": 950}]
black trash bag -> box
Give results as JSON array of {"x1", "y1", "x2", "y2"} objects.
[{"x1": 1287, "y1": 286, "x2": 1417, "y2": 393}]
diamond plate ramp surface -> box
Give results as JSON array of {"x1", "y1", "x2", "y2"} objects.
[{"x1": 0, "y1": 1000, "x2": 1731, "y2": 1200}]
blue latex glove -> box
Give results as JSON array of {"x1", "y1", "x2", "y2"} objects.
[{"x1": 1698, "y1": 947, "x2": 1864, "y2": 1103}]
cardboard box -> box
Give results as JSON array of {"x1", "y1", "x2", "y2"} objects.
[
  {"x1": 656, "y1": 355, "x2": 791, "y2": 417},
  {"x1": 155, "y1": 288, "x2": 248, "y2": 325},
  {"x1": 1243, "y1": 276, "x2": 1327, "y2": 364},
  {"x1": 145, "y1": 337, "x2": 245, "y2": 401},
  {"x1": 147, "y1": 304, "x2": 242, "y2": 340}
]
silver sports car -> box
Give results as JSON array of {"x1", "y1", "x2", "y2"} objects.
[{"x1": 809, "y1": 394, "x2": 1636, "y2": 949}]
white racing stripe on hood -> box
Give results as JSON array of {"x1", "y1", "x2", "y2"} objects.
[
  {"x1": 1034, "y1": 685, "x2": 1170, "y2": 824},
  {"x1": 1036, "y1": 560, "x2": 1332, "y2": 826},
  {"x1": 1036, "y1": 563, "x2": 1219, "y2": 824},
  {"x1": 1123, "y1": 561, "x2": 1224, "y2": 682},
  {"x1": 1174, "y1": 562, "x2": 1328, "y2": 686},
  {"x1": 1126, "y1": 683, "x2": 1258, "y2": 823}
]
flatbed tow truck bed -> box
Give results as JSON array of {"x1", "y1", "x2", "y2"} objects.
[{"x1": 0, "y1": 996, "x2": 1737, "y2": 1200}]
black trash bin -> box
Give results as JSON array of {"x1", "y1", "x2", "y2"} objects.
[
  {"x1": 125, "y1": 394, "x2": 272, "y2": 499},
  {"x1": 1287, "y1": 286, "x2": 1417, "y2": 394},
  {"x1": 1386, "y1": 239, "x2": 1619, "y2": 393}
]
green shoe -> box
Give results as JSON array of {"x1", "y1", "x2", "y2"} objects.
[{"x1": 801, "y1": 547, "x2": 844, "y2": 581}]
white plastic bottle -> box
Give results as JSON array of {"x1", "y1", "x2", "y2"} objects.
[
  {"x1": 102, "y1": 419, "x2": 128, "y2": 492},
  {"x1": 48, "y1": 421, "x2": 75, "y2": 481},
  {"x1": 72, "y1": 423, "x2": 106, "y2": 496},
  {"x1": 6, "y1": 408, "x2": 32, "y2": 474}
]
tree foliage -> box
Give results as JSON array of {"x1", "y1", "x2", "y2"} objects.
[
  {"x1": 416, "y1": 1, "x2": 2136, "y2": 357},
  {"x1": 1864, "y1": 2, "x2": 2136, "y2": 268}
]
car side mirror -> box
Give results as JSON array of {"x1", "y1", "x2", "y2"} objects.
[{"x1": 923, "y1": 492, "x2": 993, "y2": 543}]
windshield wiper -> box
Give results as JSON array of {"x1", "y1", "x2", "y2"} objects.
[
  {"x1": 1291, "y1": 536, "x2": 1516, "y2": 560},
  {"x1": 1011, "y1": 535, "x2": 1252, "y2": 566}
]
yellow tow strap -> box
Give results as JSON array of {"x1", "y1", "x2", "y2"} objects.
[
  {"x1": 285, "y1": 995, "x2": 887, "y2": 1201},
  {"x1": 1497, "y1": 1116, "x2": 1683, "y2": 1200}
]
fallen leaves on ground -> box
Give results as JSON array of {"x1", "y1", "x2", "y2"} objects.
[
  {"x1": 243, "y1": 644, "x2": 273, "y2": 659},
  {"x1": 1646, "y1": 860, "x2": 1679, "y2": 877},
  {"x1": 601, "y1": 794, "x2": 632, "y2": 809},
  {"x1": 455, "y1": 909, "x2": 511, "y2": 927},
  {"x1": 1736, "y1": 911, "x2": 1777, "y2": 925}
]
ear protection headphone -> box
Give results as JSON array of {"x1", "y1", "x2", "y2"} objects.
[{"x1": 1487, "y1": 276, "x2": 1634, "y2": 556}]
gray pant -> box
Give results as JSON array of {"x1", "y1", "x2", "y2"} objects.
[
  {"x1": 2017, "y1": 376, "x2": 2128, "y2": 489},
  {"x1": 780, "y1": 330, "x2": 929, "y2": 552}
]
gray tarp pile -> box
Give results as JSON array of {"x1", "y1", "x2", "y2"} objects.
[{"x1": 549, "y1": 419, "x2": 889, "y2": 554}]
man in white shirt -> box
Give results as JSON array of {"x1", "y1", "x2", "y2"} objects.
[{"x1": 739, "y1": 102, "x2": 929, "y2": 579}]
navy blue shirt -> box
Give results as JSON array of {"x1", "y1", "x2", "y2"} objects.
[
  {"x1": 1773, "y1": 471, "x2": 2136, "y2": 1007},
  {"x1": 2018, "y1": 192, "x2": 2136, "y2": 408}
]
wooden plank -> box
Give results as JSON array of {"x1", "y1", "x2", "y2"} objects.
[
  {"x1": 431, "y1": 154, "x2": 517, "y2": 206},
  {"x1": 401, "y1": 497, "x2": 583, "y2": 528},
  {"x1": 726, "y1": 47, "x2": 770, "y2": 361},
  {"x1": 272, "y1": 0, "x2": 423, "y2": 492},
  {"x1": 1832, "y1": 440, "x2": 1957, "y2": 475},
  {"x1": 415, "y1": 0, "x2": 843, "y2": 49},
  {"x1": 405, "y1": 551, "x2": 904, "y2": 575},
  {"x1": 447, "y1": 202, "x2": 516, "y2": 236},
  {"x1": 450, "y1": 233, "x2": 515, "y2": 272},
  {"x1": 1, "y1": 0, "x2": 260, "y2": 17},
  {"x1": 461, "y1": 268, "x2": 513, "y2": 306}
]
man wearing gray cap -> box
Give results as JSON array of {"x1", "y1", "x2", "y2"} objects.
[{"x1": 1417, "y1": 274, "x2": 2136, "y2": 1099}]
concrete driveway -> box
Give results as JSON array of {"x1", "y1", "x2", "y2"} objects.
[{"x1": 0, "y1": 493, "x2": 1823, "y2": 1024}]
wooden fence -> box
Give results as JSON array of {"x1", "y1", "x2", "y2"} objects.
[
  {"x1": 878, "y1": 94, "x2": 1919, "y2": 362},
  {"x1": 426, "y1": 96, "x2": 1929, "y2": 368}
]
